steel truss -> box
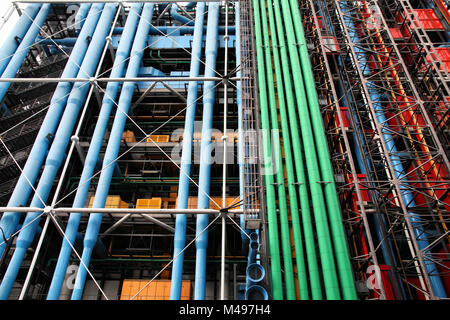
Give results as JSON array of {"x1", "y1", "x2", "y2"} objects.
[
  {"x1": 302, "y1": 0, "x2": 450, "y2": 299},
  {"x1": 0, "y1": 1, "x2": 260, "y2": 300},
  {"x1": 379, "y1": 0, "x2": 450, "y2": 157}
]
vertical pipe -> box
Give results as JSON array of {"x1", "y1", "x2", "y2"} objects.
[
  {"x1": 270, "y1": 0, "x2": 323, "y2": 300},
  {"x1": 194, "y1": 2, "x2": 220, "y2": 300},
  {"x1": 46, "y1": 3, "x2": 143, "y2": 300},
  {"x1": 258, "y1": 0, "x2": 296, "y2": 300},
  {"x1": 170, "y1": 2, "x2": 206, "y2": 300},
  {"x1": 0, "y1": 4, "x2": 50, "y2": 106},
  {"x1": 287, "y1": 0, "x2": 357, "y2": 299},
  {"x1": 0, "y1": 3, "x2": 118, "y2": 300},
  {"x1": 252, "y1": 0, "x2": 283, "y2": 300},
  {"x1": 70, "y1": 3, "x2": 155, "y2": 300},
  {"x1": 0, "y1": 4, "x2": 41, "y2": 77},
  {"x1": 265, "y1": 0, "x2": 309, "y2": 299},
  {"x1": 234, "y1": 1, "x2": 250, "y2": 252},
  {"x1": 220, "y1": 0, "x2": 229, "y2": 301},
  {"x1": 0, "y1": 3, "x2": 104, "y2": 259},
  {"x1": 235, "y1": 2, "x2": 250, "y2": 250},
  {"x1": 275, "y1": 0, "x2": 342, "y2": 299}
]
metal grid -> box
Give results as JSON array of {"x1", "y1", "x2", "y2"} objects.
[{"x1": 309, "y1": 0, "x2": 450, "y2": 299}]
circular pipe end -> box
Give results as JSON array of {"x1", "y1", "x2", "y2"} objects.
[{"x1": 245, "y1": 285, "x2": 268, "y2": 300}]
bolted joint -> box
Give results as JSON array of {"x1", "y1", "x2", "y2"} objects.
[{"x1": 70, "y1": 135, "x2": 79, "y2": 144}]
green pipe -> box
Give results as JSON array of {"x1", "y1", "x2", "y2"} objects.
[
  {"x1": 287, "y1": 0, "x2": 357, "y2": 300},
  {"x1": 259, "y1": 0, "x2": 296, "y2": 300},
  {"x1": 275, "y1": 0, "x2": 341, "y2": 299},
  {"x1": 270, "y1": 0, "x2": 322, "y2": 300},
  {"x1": 265, "y1": 0, "x2": 310, "y2": 300},
  {"x1": 252, "y1": 0, "x2": 284, "y2": 300}
]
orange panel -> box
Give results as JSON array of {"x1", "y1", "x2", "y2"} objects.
[{"x1": 120, "y1": 280, "x2": 191, "y2": 300}]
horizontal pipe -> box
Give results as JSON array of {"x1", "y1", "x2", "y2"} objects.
[
  {"x1": 0, "y1": 207, "x2": 252, "y2": 215},
  {"x1": 15, "y1": 0, "x2": 223, "y2": 3},
  {"x1": 0, "y1": 76, "x2": 240, "y2": 82}
]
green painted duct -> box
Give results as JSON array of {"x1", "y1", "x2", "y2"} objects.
[
  {"x1": 287, "y1": 0, "x2": 357, "y2": 300},
  {"x1": 258, "y1": 0, "x2": 296, "y2": 300},
  {"x1": 265, "y1": 0, "x2": 309, "y2": 300},
  {"x1": 269, "y1": 0, "x2": 323, "y2": 300},
  {"x1": 251, "y1": 0, "x2": 283, "y2": 300},
  {"x1": 274, "y1": 0, "x2": 341, "y2": 299}
]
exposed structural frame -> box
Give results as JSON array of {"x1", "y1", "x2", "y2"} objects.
[
  {"x1": 0, "y1": 1, "x2": 263, "y2": 300},
  {"x1": 303, "y1": 0, "x2": 450, "y2": 299}
]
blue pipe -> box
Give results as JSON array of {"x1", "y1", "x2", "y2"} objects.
[
  {"x1": 113, "y1": 25, "x2": 235, "y2": 35},
  {"x1": 247, "y1": 232, "x2": 259, "y2": 265},
  {"x1": 74, "y1": 4, "x2": 92, "y2": 34},
  {"x1": 169, "y1": 2, "x2": 206, "y2": 300},
  {"x1": 0, "y1": 4, "x2": 41, "y2": 77},
  {"x1": 246, "y1": 263, "x2": 265, "y2": 288},
  {"x1": 194, "y1": 2, "x2": 220, "y2": 300},
  {"x1": 185, "y1": 2, "x2": 197, "y2": 10},
  {"x1": 170, "y1": 4, "x2": 194, "y2": 26},
  {"x1": 235, "y1": 1, "x2": 250, "y2": 250},
  {"x1": 245, "y1": 285, "x2": 268, "y2": 300},
  {"x1": 345, "y1": 4, "x2": 447, "y2": 298},
  {"x1": 0, "y1": 4, "x2": 118, "y2": 300},
  {"x1": 0, "y1": 4, "x2": 50, "y2": 106},
  {"x1": 0, "y1": 4, "x2": 105, "y2": 259},
  {"x1": 119, "y1": 26, "x2": 235, "y2": 35},
  {"x1": 335, "y1": 76, "x2": 406, "y2": 299},
  {"x1": 70, "y1": 3, "x2": 155, "y2": 300},
  {"x1": 46, "y1": 3, "x2": 143, "y2": 300}
]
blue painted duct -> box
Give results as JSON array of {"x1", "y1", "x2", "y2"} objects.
[
  {"x1": 246, "y1": 263, "x2": 265, "y2": 288},
  {"x1": 0, "y1": 4, "x2": 41, "y2": 77},
  {"x1": 70, "y1": 3, "x2": 155, "y2": 300},
  {"x1": 170, "y1": 2, "x2": 206, "y2": 301},
  {"x1": 344, "y1": 4, "x2": 447, "y2": 298},
  {"x1": 0, "y1": 4, "x2": 50, "y2": 107},
  {"x1": 0, "y1": 3, "x2": 118, "y2": 300},
  {"x1": 245, "y1": 285, "x2": 268, "y2": 300},
  {"x1": 170, "y1": 4, "x2": 194, "y2": 26},
  {"x1": 0, "y1": 4, "x2": 105, "y2": 259},
  {"x1": 235, "y1": 1, "x2": 250, "y2": 250},
  {"x1": 46, "y1": 3, "x2": 144, "y2": 300},
  {"x1": 194, "y1": 2, "x2": 220, "y2": 300},
  {"x1": 74, "y1": 4, "x2": 92, "y2": 33}
]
